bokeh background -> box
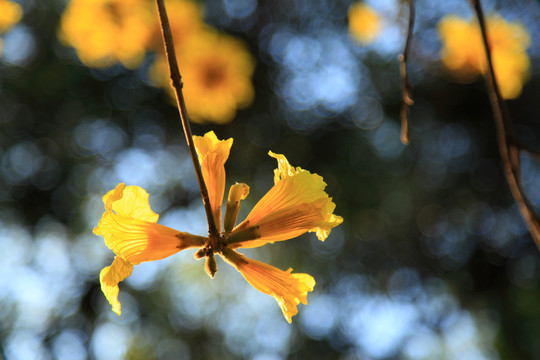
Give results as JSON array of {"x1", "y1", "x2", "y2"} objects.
[{"x1": 1, "y1": 0, "x2": 540, "y2": 359}]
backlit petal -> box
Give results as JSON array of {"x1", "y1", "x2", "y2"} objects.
[
  {"x1": 103, "y1": 183, "x2": 159, "y2": 222},
  {"x1": 95, "y1": 184, "x2": 204, "y2": 264},
  {"x1": 100, "y1": 256, "x2": 134, "y2": 315},
  {"x1": 222, "y1": 249, "x2": 315, "y2": 323},
  {"x1": 228, "y1": 152, "x2": 343, "y2": 248},
  {"x1": 193, "y1": 131, "x2": 233, "y2": 231}
]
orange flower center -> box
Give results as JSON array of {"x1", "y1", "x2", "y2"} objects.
[
  {"x1": 201, "y1": 62, "x2": 226, "y2": 88},
  {"x1": 105, "y1": 1, "x2": 123, "y2": 26}
]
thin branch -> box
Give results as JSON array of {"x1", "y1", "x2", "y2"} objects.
[
  {"x1": 155, "y1": 0, "x2": 219, "y2": 238},
  {"x1": 469, "y1": 0, "x2": 540, "y2": 250},
  {"x1": 398, "y1": 0, "x2": 415, "y2": 145}
]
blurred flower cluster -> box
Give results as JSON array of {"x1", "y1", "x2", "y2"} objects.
[
  {"x1": 348, "y1": 2, "x2": 381, "y2": 45},
  {"x1": 438, "y1": 14, "x2": 530, "y2": 99},
  {"x1": 0, "y1": 0, "x2": 22, "y2": 55},
  {"x1": 149, "y1": 28, "x2": 255, "y2": 124},
  {"x1": 58, "y1": 0, "x2": 255, "y2": 124}
]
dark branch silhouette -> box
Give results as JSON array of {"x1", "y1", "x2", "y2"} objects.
[
  {"x1": 399, "y1": 0, "x2": 415, "y2": 145},
  {"x1": 469, "y1": 0, "x2": 540, "y2": 250},
  {"x1": 155, "y1": 0, "x2": 219, "y2": 238}
]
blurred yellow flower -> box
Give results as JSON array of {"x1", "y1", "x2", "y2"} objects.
[
  {"x1": 0, "y1": 0, "x2": 22, "y2": 55},
  {"x1": 0, "y1": 0, "x2": 21, "y2": 33},
  {"x1": 58, "y1": 0, "x2": 155, "y2": 69},
  {"x1": 438, "y1": 14, "x2": 530, "y2": 99},
  {"x1": 150, "y1": 30, "x2": 255, "y2": 124},
  {"x1": 348, "y1": 2, "x2": 381, "y2": 44},
  {"x1": 58, "y1": 0, "x2": 254, "y2": 123},
  {"x1": 148, "y1": 0, "x2": 204, "y2": 51},
  {"x1": 94, "y1": 131, "x2": 343, "y2": 322}
]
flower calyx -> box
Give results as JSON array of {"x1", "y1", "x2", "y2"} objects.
[{"x1": 194, "y1": 232, "x2": 229, "y2": 278}]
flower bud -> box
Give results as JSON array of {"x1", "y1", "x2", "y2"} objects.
[
  {"x1": 194, "y1": 248, "x2": 207, "y2": 260},
  {"x1": 205, "y1": 253, "x2": 218, "y2": 278}
]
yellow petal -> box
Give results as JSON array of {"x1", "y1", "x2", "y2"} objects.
[
  {"x1": 95, "y1": 184, "x2": 204, "y2": 264},
  {"x1": 229, "y1": 152, "x2": 343, "y2": 248},
  {"x1": 94, "y1": 212, "x2": 202, "y2": 264},
  {"x1": 193, "y1": 131, "x2": 233, "y2": 231},
  {"x1": 271, "y1": 151, "x2": 301, "y2": 181},
  {"x1": 103, "y1": 183, "x2": 159, "y2": 222},
  {"x1": 100, "y1": 256, "x2": 134, "y2": 315},
  {"x1": 222, "y1": 249, "x2": 315, "y2": 323}
]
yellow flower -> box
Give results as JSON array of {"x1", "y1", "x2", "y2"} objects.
[
  {"x1": 95, "y1": 131, "x2": 343, "y2": 322},
  {"x1": 348, "y1": 2, "x2": 381, "y2": 44},
  {"x1": 149, "y1": 29, "x2": 255, "y2": 124},
  {"x1": 0, "y1": 0, "x2": 22, "y2": 56},
  {"x1": 58, "y1": 0, "x2": 155, "y2": 69},
  {"x1": 438, "y1": 14, "x2": 530, "y2": 99}
]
